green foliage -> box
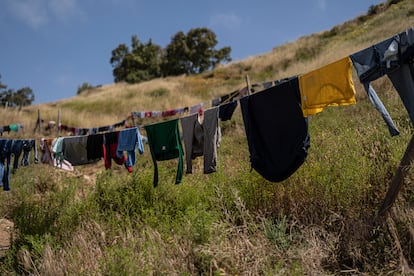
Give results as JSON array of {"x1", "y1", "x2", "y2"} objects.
[
  {"x1": 0, "y1": 74, "x2": 34, "y2": 106},
  {"x1": 1, "y1": 1, "x2": 414, "y2": 273},
  {"x1": 163, "y1": 28, "x2": 231, "y2": 76},
  {"x1": 0, "y1": 86, "x2": 35, "y2": 107},
  {"x1": 263, "y1": 216, "x2": 292, "y2": 250},
  {"x1": 110, "y1": 28, "x2": 232, "y2": 83},
  {"x1": 77, "y1": 82, "x2": 95, "y2": 95},
  {"x1": 110, "y1": 35, "x2": 163, "y2": 83}
]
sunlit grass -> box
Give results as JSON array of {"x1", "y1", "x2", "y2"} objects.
[{"x1": 1, "y1": 1, "x2": 414, "y2": 274}]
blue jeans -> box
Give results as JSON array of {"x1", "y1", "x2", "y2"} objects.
[
  {"x1": 21, "y1": 139, "x2": 39, "y2": 166},
  {"x1": 0, "y1": 139, "x2": 13, "y2": 191}
]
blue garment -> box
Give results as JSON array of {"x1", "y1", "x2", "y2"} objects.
[
  {"x1": 21, "y1": 139, "x2": 39, "y2": 166},
  {"x1": 350, "y1": 36, "x2": 400, "y2": 136},
  {"x1": 116, "y1": 127, "x2": 144, "y2": 168},
  {"x1": 351, "y1": 27, "x2": 414, "y2": 135},
  {"x1": 52, "y1": 137, "x2": 65, "y2": 167},
  {"x1": 0, "y1": 139, "x2": 13, "y2": 191},
  {"x1": 10, "y1": 140, "x2": 23, "y2": 170}
]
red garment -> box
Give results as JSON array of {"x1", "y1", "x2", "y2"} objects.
[
  {"x1": 103, "y1": 131, "x2": 126, "y2": 169},
  {"x1": 162, "y1": 109, "x2": 176, "y2": 117}
]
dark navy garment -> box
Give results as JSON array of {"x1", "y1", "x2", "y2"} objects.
[
  {"x1": 87, "y1": 133, "x2": 104, "y2": 160},
  {"x1": 240, "y1": 76, "x2": 310, "y2": 182},
  {"x1": 219, "y1": 101, "x2": 238, "y2": 121},
  {"x1": 0, "y1": 139, "x2": 13, "y2": 191},
  {"x1": 10, "y1": 140, "x2": 23, "y2": 170},
  {"x1": 21, "y1": 139, "x2": 38, "y2": 167}
]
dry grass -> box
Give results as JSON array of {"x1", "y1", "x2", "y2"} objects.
[{"x1": 1, "y1": 1, "x2": 414, "y2": 274}]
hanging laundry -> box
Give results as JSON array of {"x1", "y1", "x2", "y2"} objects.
[
  {"x1": 144, "y1": 119, "x2": 184, "y2": 187},
  {"x1": 86, "y1": 133, "x2": 104, "y2": 161},
  {"x1": 59, "y1": 120, "x2": 126, "y2": 135},
  {"x1": 0, "y1": 139, "x2": 13, "y2": 191},
  {"x1": 181, "y1": 106, "x2": 221, "y2": 174},
  {"x1": 387, "y1": 28, "x2": 414, "y2": 127},
  {"x1": 103, "y1": 131, "x2": 127, "y2": 170},
  {"x1": 3, "y1": 126, "x2": 10, "y2": 134},
  {"x1": 40, "y1": 138, "x2": 55, "y2": 166},
  {"x1": 162, "y1": 109, "x2": 177, "y2": 117},
  {"x1": 212, "y1": 98, "x2": 221, "y2": 107},
  {"x1": 189, "y1": 103, "x2": 204, "y2": 115},
  {"x1": 219, "y1": 101, "x2": 238, "y2": 121},
  {"x1": 10, "y1": 140, "x2": 24, "y2": 170},
  {"x1": 0, "y1": 138, "x2": 37, "y2": 190},
  {"x1": 62, "y1": 136, "x2": 91, "y2": 166},
  {"x1": 9, "y1": 124, "x2": 23, "y2": 133},
  {"x1": 52, "y1": 137, "x2": 65, "y2": 168},
  {"x1": 240, "y1": 77, "x2": 310, "y2": 182},
  {"x1": 299, "y1": 56, "x2": 356, "y2": 117},
  {"x1": 181, "y1": 113, "x2": 203, "y2": 173},
  {"x1": 0, "y1": 124, "x2": 22, "y2": 135},
  {"x1": 21, "y1": 139, "x2": 39, "y2": 167},
  {"x1": 211, "y1": 89, "x2": 241, "y2": 107},
  {"x1": 116, "y1": 127, "x2": 144, "y2": 172},
  {"x1": 350, "y1": 36, "x2": 401, "y2": 136}
]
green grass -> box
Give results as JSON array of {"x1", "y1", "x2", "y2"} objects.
[{"x1": 1, "y1": 0, "x2": 414, "y2": 274}]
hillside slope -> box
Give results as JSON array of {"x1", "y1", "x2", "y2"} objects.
[{"x1": 1, "y1": 0, "x2": 414, "y2": 274}]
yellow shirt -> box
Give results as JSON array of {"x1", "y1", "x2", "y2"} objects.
[{"x1": 299, "y1": 56, "x2": 356, "y2": 116}]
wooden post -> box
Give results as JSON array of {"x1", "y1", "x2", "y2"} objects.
[
  {"x1": 33, "y1": 109, "x2": 41, "y2": 134},
  {"x1": 57, "y1": 109, "x2": 61, "y2": 136},
  {"x1": 377, "y1": 132, "x2": 414, "y2": 218},
  {"x1": 245, "y1": 75, "x2": 251, "y2": 96},
  {"x1": 131, "y1": 113, "x2": 136, "y2": 127}
]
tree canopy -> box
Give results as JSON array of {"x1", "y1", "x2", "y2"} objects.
[
  {"x1": 0, "y1": 75, "x2": 35, "y2": 107},
  {"x1": 110, "y1": 28, "x2": 231, "y2": 83}
]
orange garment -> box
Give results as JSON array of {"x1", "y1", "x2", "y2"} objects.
[{"x1": 299, "y1": 56, "x2": 356, "y2": 116}]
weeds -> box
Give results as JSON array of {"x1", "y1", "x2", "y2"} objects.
[{"x1": 0, "y1": 1, "x2": 414, "y2": 274}]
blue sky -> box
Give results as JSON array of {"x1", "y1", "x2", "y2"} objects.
[{"x1": 0, "y1": 0, "x2": 382, "y2": 104}]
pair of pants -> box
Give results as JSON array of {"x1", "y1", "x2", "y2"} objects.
[
  {"x1": 0, "y1": 139, "x2": 13, "y2": 191},
  {"x1": 180, "y1": 107, "x2": 220, "y2": 174},
  {"x1": 103, "y1": 132, "x2": 126, "y2": 169},
  {"x1": 21, "y1": 139, "x2": 39, "y2": 167}
]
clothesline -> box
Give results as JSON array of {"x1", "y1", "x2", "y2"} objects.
[
  {"x1": 0, "y1": 124, "x2": 24, "y2": 136},
  {"x1": 32, "y1": 85, "x2": 247, "y2": 136},
  {"x1": 1, "y1": 26, "x2": 413, "y2": 192}
]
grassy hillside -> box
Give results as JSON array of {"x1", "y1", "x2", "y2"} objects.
[{"x1": 1, "y1": 0, "x2": 414, "y2": 274}]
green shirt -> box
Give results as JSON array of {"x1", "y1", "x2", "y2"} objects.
[{"x1": 144, "y1": 119, "x2": 183, "y2": 187}]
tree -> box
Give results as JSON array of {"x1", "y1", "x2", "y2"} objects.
[
  {"x1": 0, "y1": 87, "x2": 34, "y2": 107},
  {"x1": 161, "y1": 31, "x2": 190, "y2": 76},
  {"x1": 0, "y1": 74, "x2": 6, "y2": 90},
  {"x1": 13, "y1": 87, "x2": 35, "y2": 107},
  {"x1": 110, "y1": 29, "x2": 232, "y2": 83},
  {"x1": 110, "y1": 35, "x2": 163, "y2": 83},
  {"x1": 162, "y1": 28, "x2": 232, "y2": 76}
]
